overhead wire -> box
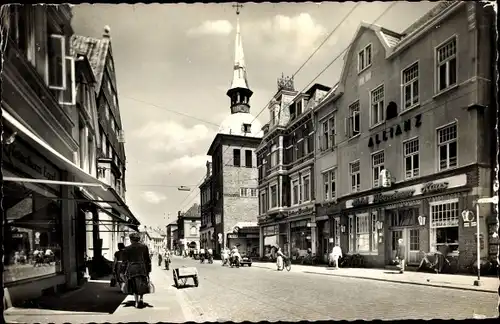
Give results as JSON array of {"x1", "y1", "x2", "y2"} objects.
[{"x1": 178, "y1": 2, "x2": 365, "y2": 212}]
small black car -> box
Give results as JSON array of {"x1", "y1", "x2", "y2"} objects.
[{"x1": 240, "y1": 253, "x2": 252, "y2": 267}]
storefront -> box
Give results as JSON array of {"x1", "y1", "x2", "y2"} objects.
[
  {"x1": 290, "y1": 220, "x2": 312, "y2": 259},
  {"x1": 262, "y1": 224, "x2": 279, "y2": 259},
  {"x1": 316, "y1": 202, "x2": 342, "y2": 263},
  {"x1": 342, "y1": 172, "x2": 488, "y2": 271},
  {"x1": 227, "y1": 226, "x2": 260, "y2": 257}
]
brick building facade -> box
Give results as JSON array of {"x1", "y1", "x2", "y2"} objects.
[{"x1": 312, "y1": 1, "x2": 497, "y2": 271}]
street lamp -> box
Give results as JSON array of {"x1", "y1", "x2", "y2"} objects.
[
  {"x1": 473, "y1": 196, "x2": 498, "y2": 286},
  {"x1": 178, "y1": 186, "x2": 191, "y2": 192}
]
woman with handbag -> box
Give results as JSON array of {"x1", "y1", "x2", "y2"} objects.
[{"x1": 123, "y1": 232, "x2": 152, "y2": 308}]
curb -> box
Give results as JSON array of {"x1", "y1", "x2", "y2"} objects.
[
  {"x1": 251, "y1": 263, "x2": 497, "y2": 294},
  {"x1": 301, "y1": 271, "x2": 498, "y2": 294}
]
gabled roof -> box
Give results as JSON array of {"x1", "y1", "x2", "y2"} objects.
[
  {"x1": 402, "y1": 1, "x2": 457, "y2": 36},
  {"x1": 71, "y1": 34, "x2": 110, "y2": 95}
]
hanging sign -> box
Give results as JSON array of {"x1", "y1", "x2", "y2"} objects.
[{"x1": 368, "y1": 114, "x2": 422, "y2": 148}]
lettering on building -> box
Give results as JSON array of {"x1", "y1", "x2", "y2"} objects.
[
  {"x1": 421, "y1": 181, "x2": 449, "y2": 194},
  {"x1": 373, "y1": 190, "x2": 415, "y2": 203},
  {"x1": 352, "y1": 196, "x2": 370, "y2": 207},
  {"x1": 3, "y1": 142, "x2": 59, "y2": 181},
  {"x1": 288, "y1": 206, "x2": 314, "y2": 217},
  {"x1": 368, "y1": 114, "x2": 422, "y2": 148}
]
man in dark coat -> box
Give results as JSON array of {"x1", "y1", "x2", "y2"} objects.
[
  {"x1": 123, "y1": 232, "x2": 152, "y2": 308},
  {"x1": 395, "y1": 238, "x2": 406, "y2": 274}
]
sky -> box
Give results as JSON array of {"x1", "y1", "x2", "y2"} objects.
[{"x1": 71, "y1": 1, "x2": 437, "y2": 228}]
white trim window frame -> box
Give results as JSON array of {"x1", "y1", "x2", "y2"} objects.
[
  {"x1": 269, "y1": 183, "x2": 278, "y2": 209},
  {"x1": 358, "y1": 44, "x2": 372, "y2": 73},
  {"x1": 371, "y1": 150, "x2": 385, "y2": 188},
  {"x1": 350, "y1": 160, "x2": 361, "y2": 193},
  {"x1": 402, "y1": 62, "x2": 419, "y2": 110},
  {"x1": 436, "y1": 36, "x2": 458, "y2": 93},
  {"x1": 404, "y1": 137, "x2": 420, "y2": 179},
  {"x1": 47, "y1": 34, "x2": 67, "y2": 90},
  {"x1": 371, "y1": 212, "x2": 378, "y2": 252},
  {"x1": 321, "y1": 115, "x2": 336, "y2": 151},
  {"x1": 59, "y1": 56, "x2": 76, "y2": 105},
  {"x1": 348, "y1": 215, "x2": 354, "y2": 253},
  {"x1": 437, "y1": 123, "x2": 458, "y2": 171},
  {"x1": 429, "y1": 199, "x2": 459, "y2": 252},
  {"x1": 330, "y1": 169, "x2": 336, "y2": 200},
  {"x1": 370, "y1": 85, "x2": 384, "y2": 126},
  {"x1": 291, "y1": 177, "x2": 300, "y2": 206},
  {"x1": 270, "y1": 144, "x2": 278, "y2": 167},
  {"x1": 346, "y1": 101, "x2": 360, "y2": 138},
  {"x1": 301, "y1": 173, "x2": 311, "y2": 203},
  {"x1": 355, "y1": 213, "x2": 370, "y2": 253}
]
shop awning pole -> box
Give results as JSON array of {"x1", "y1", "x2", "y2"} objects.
[{"x1": 3, "y1": 176, "x2": 109, "y2": 190}]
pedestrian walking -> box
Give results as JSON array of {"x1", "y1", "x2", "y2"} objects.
[
  {"x1": 113, "y1": 243, "x2": 126, "y2": 287},
  {"x1": 276, "y1": 247, "x2": 285, "y2": 271},
  {"x1": 395, "y1": 238, "x2": 406, "y2": 274},
  {"x1": 329, "y1": 245, "x2": 342, "y2": 269},
  {"x1": 158, "y1": 250, "x2": 163, "y2": 267},
  {"x1": 122, "y1": 232, "x2": 152, "y2": 308}
]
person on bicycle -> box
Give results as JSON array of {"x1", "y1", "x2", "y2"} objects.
[
  {"x1": 329, "y1": 245, "x2": 342, "y2": 269},
  {"x1": 276, "y1": 247, "x2": 285, "y2": 271},
  {"x1": 231, "y1": 246, "x2": 241, "y2": 263}
]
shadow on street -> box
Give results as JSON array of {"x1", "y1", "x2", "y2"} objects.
[
  {"x1": 171, "y1": 284, "x2": 196, "y2": 290},
  {"x1": 17, "y1": 281, "x2": 127, "y2": 314},
  {"x1": 121, "y1": 300, "x2": 154, "y2": 309}
]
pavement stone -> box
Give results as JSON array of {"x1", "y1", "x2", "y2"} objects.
[
  {"x1": 4, "y1": 262, "x2": 194, "y2": 324},
  {"x1": 250, "y1": 261, "x2": 499, "y2": 293}
]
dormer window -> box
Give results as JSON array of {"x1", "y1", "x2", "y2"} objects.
[
  {"x1": 242, "y1": 123, "x2": 251, "y2": 134},
  {"x1": 296, "y1": 99, "x2": 303, "y2": 115},
  {"x1": 358, "y1": 44, "x2": 372, "y2": 73}
]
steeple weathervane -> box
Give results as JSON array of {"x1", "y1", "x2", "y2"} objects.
[{"x1": 227, "y1": 3, "x2": 253, "y2": 114}]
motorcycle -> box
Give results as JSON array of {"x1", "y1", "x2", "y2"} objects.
[{"x1": 229, "y1": 254, "x2": 240, "y2": 268}]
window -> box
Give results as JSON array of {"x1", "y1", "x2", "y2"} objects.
[
  {"x1": 270, "y1": 144, "x2": 278, "y2": 167},
  {"x1": 334, "y1": 217, "x2": 340, "y2": 247},
  {"x1": 242, "y1": 123, "x2": 251, "y2": 134},
  {"x1": 347, "y1": 101, "x2": 360, "y2": 138},
  {"x1": 371, "y1": 213, "x2": 378, "y2": 252},
  {"x1": 190, "y1": 226, "x2": 198, "y2": 236},
  {"x1": 436, "y1": 37, "x2": 457, "y2": 92},
  {"x1": 291, "y1": 179, "x2": 299, "y2": 205},
  {"x1": 296, "y1": 100, "x2": 303, "y2": 115},
  {"x1": 270, "y1": 185, "x2": 277, "y2": 208},
  {"x1": 233, "y1": 149, "x2": 241, "y2": 167},
  {"x1": 250, "y1": 189, "x2": 257, "y2": 197},
  {"x1": 430, "y1": 200, "x2": 459, "y2": 253},
  {"x1": 47, "y1": 34, "x2": 66, "y2": 90},
  {"x1": 370, "y1": 85, "x2": 384, "y2": 125},
  {"x1": 437, "y1": 123, "x2": 457, "y2": 171},
  {"x1": 322, "y1": 169, "x2": 336, "y2": 201},
  {"x1": 355, "y1": 214, "x2": 370, "y2": 252},
  {"x1": 372, "y1": 151, "x2": 385, "y2": 188},
  {"x1": 3, "y1": 182, "x2": 63, "y2": 283},
  {"x1": 348, "y1": 216, "x2": 354, "y2": 252},
  {"x1": 245, "y1": 150, "x2": 252, "y2": 168},
  {"x1": 358, "y1": 44, "x2": 372, "y2": 72},
  {"x1": 320, "y1": 116, "x2": 335, "y2": 151},
  {"x1": 260, "y1": 191, "x2": 267, "y2": 214},
  {"x1": 404, "y1": 138, "x2": 420, "y2": 179},
  {"x1": 302, "y1": 174, "x2": 311, "y2": 202},
  {"x1": 59, "y1": 57, "x2": 76, "y2": 105},
  {"x1": 240, "y1": 188, "x2": 248, "y2": 197},
  {"x1": 350, "y1": 160, "x2": 360, "y2": 193},
  {"x1": 402, "y1": 62, "x2": 419, "y2": 109}
]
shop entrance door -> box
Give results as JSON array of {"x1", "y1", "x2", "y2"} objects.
[{"x1": 390, "y1": 228, "x2": 420, "y2": 265}]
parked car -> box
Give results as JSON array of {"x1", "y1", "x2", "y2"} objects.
[{"x1": 240, "y1": 253, "x2": 252, "y2": 267}]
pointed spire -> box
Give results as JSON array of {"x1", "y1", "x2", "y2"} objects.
[{"x1": 227, "y1": 3, "x2": 253, "y2": 114}]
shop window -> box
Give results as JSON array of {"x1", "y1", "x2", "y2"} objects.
[
  {"x1": 355, "y1": 213, "x2": 370, "y2": 252},
  {"x1": 388, "y1": 208, "x2": 418, "y2": 227},
  {"x1": 291, "y1": 221, "x2": 311, "y2": 255},
  {"x1": 437, "y1": 123, "x2": 457, "y2": 171},
  {"x1": 430, "y1": 200, "x2": 459, "y2": 253},
  {"x1": 371, "y1": 213, "x2": 378, "y2": 252},
  {"x1": 334, "y1": 217, "x2": 340, "y2": 247},
  {"x1": 4, "y1": 183, "x2": 63, "y2": 284}
]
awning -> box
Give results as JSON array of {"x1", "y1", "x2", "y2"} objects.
[{"x1": 2, "y1": 108, "x2": 140, "y2": 228}]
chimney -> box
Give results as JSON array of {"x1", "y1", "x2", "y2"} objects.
[{"x1": 103, "y1": 25, "x2": 111, "y2": 38}]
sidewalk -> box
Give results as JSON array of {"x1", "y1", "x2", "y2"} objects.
[
  {"x1": 4, "y1": 263, "x2": 194, "y2": 324},
  {"x1": 251, "y1": 261, "x2": 499, "y2": 293}
]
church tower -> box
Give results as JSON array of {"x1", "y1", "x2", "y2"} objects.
[{"x1": 226, "y1": 4, "x2": 253, "y2": 114}]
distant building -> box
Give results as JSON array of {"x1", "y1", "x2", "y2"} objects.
[
  {"x1": 201, "y1": 9, "x2": 262, "y2": 256},
  {"x1": 177, "y1": 205, "x2": 201, "y2": 251},
  {"x1": 166, "y1": 221, "x2": 178, "y2": 251}
]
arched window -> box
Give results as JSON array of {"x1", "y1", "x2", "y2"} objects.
[{"x1": 190, "y1": 226, "x2": 198, "y2": 236}]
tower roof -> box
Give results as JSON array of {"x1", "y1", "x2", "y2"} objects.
[{"x1": 227, "y1": 11, "x2": 250, "y2": 92}]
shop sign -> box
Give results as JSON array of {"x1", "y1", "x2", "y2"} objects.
[
  {"x1": 368, "y1": 114, "x2": 422, "y2": 148},
  {"x1": 263, "y1": 225, "x2": 278, "y2": 236},
  {"x1": 3, "y1": 140, "x2": 61, "y2": 183},
  {"x1": 421, "y1": 181, "x2": 449, "y2": 194},
  {"x1": 228, "y1": 233, "x2": 238, "y2": 239},
  {"x1": 247, "y1": 234, "x2": 259, "y2": 239},
  {"x1": 461, "y1": 210, "x2": 477, "y2": 228},
  {"x1": 431, "y1": 219, "x2": 459, "y2": 227},
  {"x1": 345, "y1": 174, "x2": 467, "y2": 209},
  {"x1": 288, "y1": 206, "x2": 314, "y2": 217}
]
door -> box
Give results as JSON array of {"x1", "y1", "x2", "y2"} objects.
[{"x1": 390, "y1": 228, "x2": 420, "y2": 265}]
